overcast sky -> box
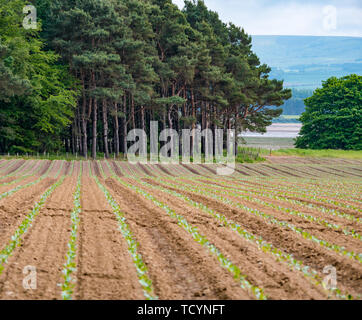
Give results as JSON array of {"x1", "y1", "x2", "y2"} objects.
[{"x1": 172, "y1": 0, "x2": 362, "y2": 37}]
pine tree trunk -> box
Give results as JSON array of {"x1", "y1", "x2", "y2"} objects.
[
  {"x1": 92, "y1": 99, "x2": 98, "y2": 159},
  {"x1": 102, "y1": 99, "x2": 109, "y2": 158},
  {"x1": 121, "y1": 95, "x2": 127, "y2": 155},
  {"x1": 168, "y1": 108, "x2": 173, "y2": 130},
  {"x1": 131, "y1": 95, "x2": 136, "y2": 130},
  {"x1": 191, "y1": 89, "x2": 196, "y2": 155},
  {"x1": 123, "y1": 120, "x2": 127, "y2": 158},
  {"x1": 235, "y1": 111, "x2": 239, "y2": 156},
  {"x1": 81, "y1": 74, "x2": 88, "y2": 158},
  {"x1": 141, "y1": 106, "x2": 145, "y2": 132},
  {"x1": 71, "y1": 125, "x2": 75, "y2": 155},
  {"x1": 114, "y1": 102, "x2": 120, "y2": 157}
]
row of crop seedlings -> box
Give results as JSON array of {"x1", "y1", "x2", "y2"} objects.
[
  {"x1": 113, "y1": 161, "x2": 130, "y2": 177},
  {"x1": 115, "y1": 162, "x2": 137, "y2": 177},
  {"x1": 0, "y1": 159, "x2": 21, "y2": 174},
  {"x1": 289, "y1": 181, "x2": 361, "y2": 204},
  {"x1": 246, "y1": 164, "x2": 291, "y2": 178},
  {"x1": 114, "y1": 161, "x2": 131, "y2": 177},
  {"x1": 0, "y1": 160, "x2": 31, "y2": 181},
  {"x1": 243, "y1": 165, "x2": 283, "y2": 177},
  {"x1": 90, "y1": 161, "x2": 157, "y2": 300},
  {"x1": 60, "y1": 162, "x2": 82, "y2": 300},
  {"x1": 191, "y1": 165, "x2": 213, "y2": 176},
  {"x1": 251, "y1": 176, "x2": 362, "y2": 212},
  {"x1": 0, "y1": 159, "x2": 10, "y2": 170},
  {"x1": 274, "y1": 165, "x2": 323, "y2": 179},
  {"x1": 287, "y1": 177, "x2": 361, "y2": 192},
  {"x1": 0, "y1": 161, "x2": 43, "y2": 187},
  {"x1": 269, "y1": 165, "x2": 327, "y2": 179},
  {"x1": 104, "y1": 161, "x2": 267, "y2": 300},
  {"x1": 223, "y1": 175, "x2": 362, "y2": 213},
  {"x1": 196, "y1": 176, "x2": 361, "y2": 225},
  {"x1": 97, "y1": 160, "x2": 126, "y2": 179},
  {"x1": 234, "y1": 165, "x2": 263, "y2": 177},
  {"x1": 167, "y1": 177, "x2": 362, "y2": 243},
  {"x1": 131, "y1": 174, "x2": 354, "y2": 300},
  {"x1": 334, "y1": 167, "x2": 362, "y2": 179},
  {"x1": 265, "y1": 165, "x2": 310, "y2": 178},
  {"x1": 280, "y1": 165, "x2": 333, "y2": 178},
  {"x1": 250, "y1": 174, "x2": 362, "y2": 203},
  {"x1": 0, "y1": 159, "x2": 22, "y2": 172},
  {"x1": 0, "y1": 162, "x2": 66, "y2": 274},
  {"x1": 274, "y1": 165, "x2": 317, "y2": 179},
  {"x1": 344, "y1": 166, "x2": 362, "y2": 177},
  {"x1": 164, "y1": 164, "x2": 187, "y2": 177},
  {"x1": 153, "y1": 175, "x2": 362, "y2": 265},
  {"x1": 281, "y1": 165, "x2": 350, "y2": 181},
  {"x1": 4, "y1": 160, "x2": 60, "y2": 186},
  {"x1": 280, "y1": 166, "x2": 360, "y2": 185},
  {"x1": 112, "y1": 161, "x2": 360, "y2": 223},
  {"x1": 122, "y1": 162, "x2": 148, "y2": 178},
  {"x1": 252, "y1": 175, "x2": 362, "y2": 201},
  {"x1": 308, "y1": 165, "x2": 353, "y2": 180},
  {"x1": 199, "y1": 174, "x2": 362, "y2": 224},
  {"x1": 148, "y1": 164, "x2": 168, "y2": 177},
  {"x1": 320, "y1": 165, "x2": 361, "y2": 179},
  {"x1": 0, "y1": 161, "x2": 60, "y2": 201}
]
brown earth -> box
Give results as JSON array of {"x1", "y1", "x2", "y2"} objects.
[{"x1": 0, "y1": 159, "x2": 360, "y2": 300}]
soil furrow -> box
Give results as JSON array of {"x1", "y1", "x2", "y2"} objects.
[
  {"x1": 0, "y1": 175, "x2": 75, "y2": 299},
  {"x1": 104, "y1": 177, "x2": 254, "y2": 300},
  {"x1": 74, "y1": 176, "x2": 145, "y2": 300},
  {"x1": 144, "y1": 178, "x2": 362, "y2": 297},
  {"x1": 132, "y1": 178, "x2": 330, "y2": 300}
]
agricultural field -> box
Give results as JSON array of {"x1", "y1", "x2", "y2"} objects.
[{"x1": 0, "y1": 157, "x2": 361, "y2": 300}]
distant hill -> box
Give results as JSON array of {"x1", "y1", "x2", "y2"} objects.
[
  {"x1": 251, "y1": 36, "x2": 362, "y2": 116},
  {"x1": 252, "y1": 35, "x2": 362, "y2": 89}
]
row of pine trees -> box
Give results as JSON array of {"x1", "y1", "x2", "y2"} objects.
[{"x1": 0, "y1": 0, "x2": 291, "y2": 158}]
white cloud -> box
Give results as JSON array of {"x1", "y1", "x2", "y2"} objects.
[{"x1": 172, "y1": 0, "x2": 362, "y2": 37}]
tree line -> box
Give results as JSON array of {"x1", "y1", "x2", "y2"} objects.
[{"x1": 0, "y1": 0, "x2": 291, "y2": 158}]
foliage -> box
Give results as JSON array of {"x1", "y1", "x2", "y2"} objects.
[
  {"x1": 296, "y1": 74, "x2": 362, "y2": 150},
  {"x1": 30, "y1": 0, "x2": 291, "y2": 158},
  {"x1": 0, "y1": 0, "x2": 79, "y2": 154}
]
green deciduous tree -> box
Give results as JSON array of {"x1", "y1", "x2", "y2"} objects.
[
  {"x1": 0, "y1": 0, "x2": 78, "y2": 154},
  {"x1": 296, "y1": 74, "x2": 362, "y2": 150}
]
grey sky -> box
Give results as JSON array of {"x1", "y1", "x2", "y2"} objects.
[{"x1": 173, "y1": 0, "x2": 362, "y2": 37}]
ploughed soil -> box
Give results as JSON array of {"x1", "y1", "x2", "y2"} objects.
[{"x1": 0, "y1": 159, "x2": 360, "y2": 300}]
